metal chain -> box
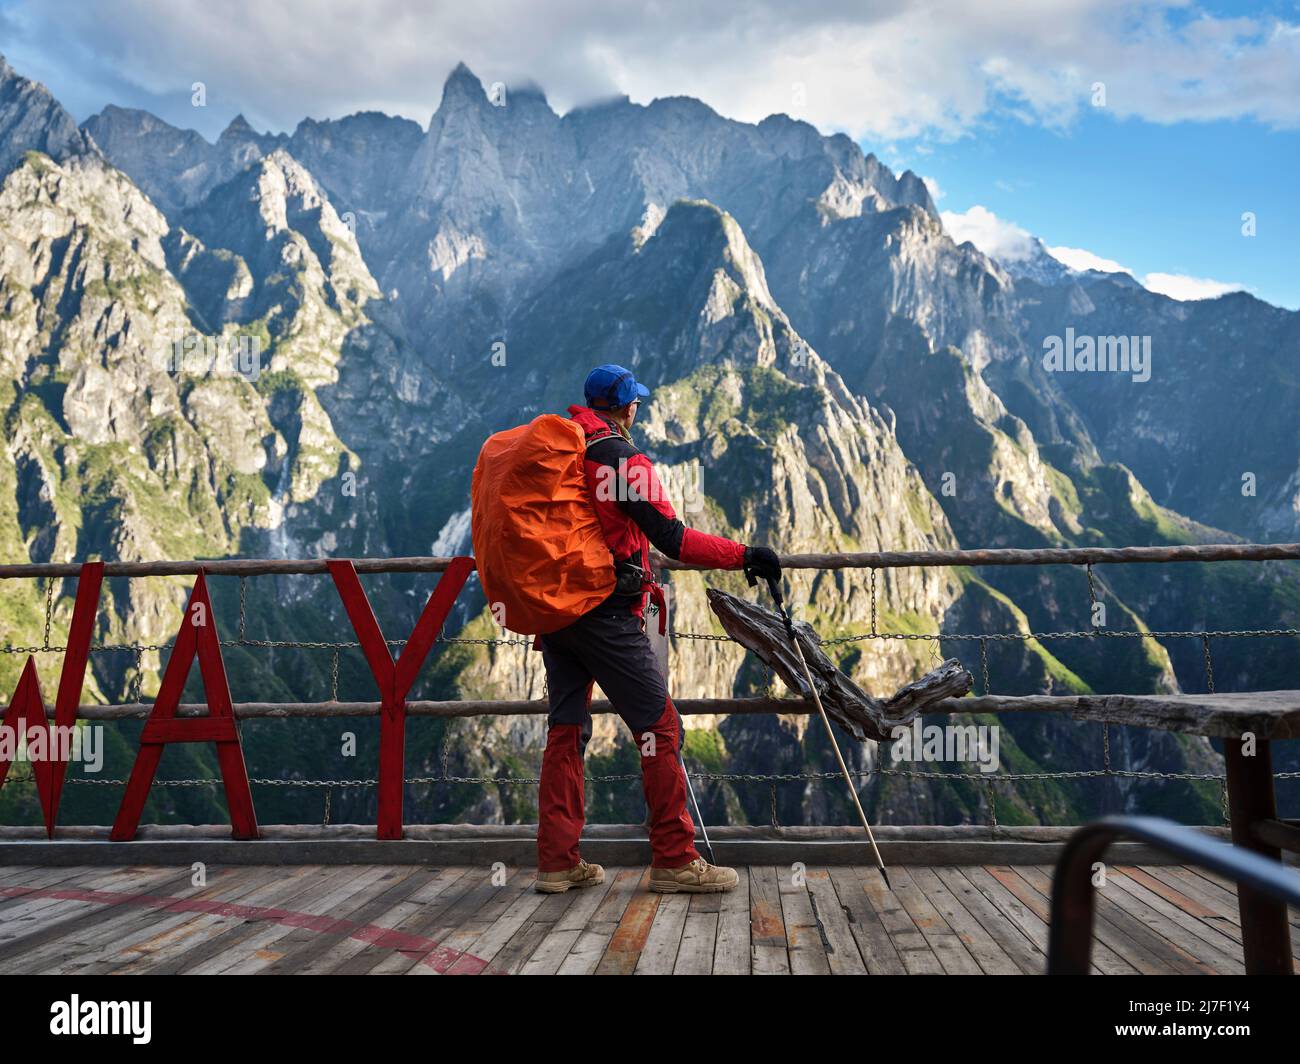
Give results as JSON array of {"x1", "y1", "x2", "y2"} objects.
[
  {"x1": 5, "y1": 567, "x2": 1295, "y2": 824},
  {"x1": 9, "y1": 623, "x2": 1296, "y2": 656},
  {"x1": 128, "y1": 645, "x2": 143, "y2": 704},
  {"x1": 869, "y1": 567, "x2": 878, "y2": 636},
  {"x1": 42, "y1": 578, "x2": 54, "y2": 650}
]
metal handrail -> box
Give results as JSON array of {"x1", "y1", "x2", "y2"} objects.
[{"x1": 1047, "y1": 815, "x2": 1300, "y2": 975}]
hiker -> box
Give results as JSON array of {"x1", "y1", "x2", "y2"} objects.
[{"x1": 534, "y1": 364, "x2": 781, "y2": 894}]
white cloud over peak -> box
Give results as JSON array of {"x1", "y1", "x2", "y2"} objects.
[
  {"x1": 1143, "y1": 272, "x2": 1246, "y2": 301},
  {"x1": 4, "y1": 0, "x2": 1299, "y2": 141},
  {"x1": 941, "y1": 205, "x2": 1036, "y2": 262},
  {"x1": 943, "y1": 206, "x2": 1247, "y2": 302},
  {"x1": 1046, "y1": 245, "x2": 1130, "y2": 274}
]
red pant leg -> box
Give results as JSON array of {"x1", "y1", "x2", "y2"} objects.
[
  {"x1": 638, "y1": 699, "x2": 701, "y2": 868},
  {"x1": 537, "y1": 723, "x2": 587, "y2": 872}
]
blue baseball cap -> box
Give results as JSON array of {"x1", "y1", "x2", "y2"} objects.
[{"x1": 584, "y1": 363, "x2": 650, "y2": 410}]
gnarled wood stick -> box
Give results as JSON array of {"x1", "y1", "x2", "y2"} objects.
[{"x1": 705, "y1": 588, "x2": 972, "y2": 742}]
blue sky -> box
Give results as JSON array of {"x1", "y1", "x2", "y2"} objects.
[
  {"x1": 899, "y1": 108, "x2": 1298, "y2": 308},
  {"x1": 2, "y1": 0, "x2": 1297, "y2": 308}
]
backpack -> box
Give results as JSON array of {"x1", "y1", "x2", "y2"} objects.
[{"x1": 470, "y1": 414, "x2": 616, "y2": 635}]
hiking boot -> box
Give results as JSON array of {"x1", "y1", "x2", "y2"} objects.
[
  {"x1": 649, "y1": 858, "x2": 739, "y2": 894},
  {"x1": 535, "y1": 860, "x2": 605, "y2": 894}
]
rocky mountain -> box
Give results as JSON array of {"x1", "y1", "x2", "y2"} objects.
[
  {"x1": 0, "y1": 56, "x2": 95, "y2": 175},
  {"x1": 0, "y1": 55, "x2": 1295, "y2": 831}
]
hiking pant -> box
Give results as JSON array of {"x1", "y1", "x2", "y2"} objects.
[{"x1": 537, "y1": 607, "x2": 700, "y2": 872}]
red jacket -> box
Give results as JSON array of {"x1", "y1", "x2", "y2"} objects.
[{"x1": 568, "y1": 405, "x2": 746, "y2": 616}]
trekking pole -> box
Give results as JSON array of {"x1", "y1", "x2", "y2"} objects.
[
  {"x1": 655, "y1": 591, "x2": 717, "y2": 867},
  {"x1": 747, "y1": 567, "x2": 892, "y2": 890},
  {"x1": 679, "y1": 744, "x2": 718, "y2": 866}
]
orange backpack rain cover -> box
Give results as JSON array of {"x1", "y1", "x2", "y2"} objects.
[{"x1": 471, "y1": 414, "x2": 616, "y2": 635}]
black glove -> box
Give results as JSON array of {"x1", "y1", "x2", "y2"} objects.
[{"x1": 743, "y1": 545, "x2": 781, "y2": 582}]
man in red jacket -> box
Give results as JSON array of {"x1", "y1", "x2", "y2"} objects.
[{"x1": 535, "y1": 364, "x2": 781, "y2": 894}]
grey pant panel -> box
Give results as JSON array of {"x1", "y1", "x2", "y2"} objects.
[{"x1": 540, "y1": 608, "x2": 672, "y2": 741}]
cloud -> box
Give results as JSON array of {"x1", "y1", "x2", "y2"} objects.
[
  {"x1": 922, "y1": 175, "x2": 944, "y2": 201},
  {"x1": 1, "y1": 0, "x2": 1298, "y2": 140},
  {"x1": 945, "y1": 207, "x2": 1246, "y2": 301},
  {"x1": 1046, "y1": 245, "x2": 1130, "y2": 274},
  {"x1": 941, "y1": 205, "x2": 1036, "y2": 262},
  {"x1": 1143, "y1": 272, "x2": 1246, "y2": 301}
]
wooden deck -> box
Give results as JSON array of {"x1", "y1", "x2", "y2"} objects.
[{"x1": 1, "y1": 861, "x2": 1296, "y2": 974}]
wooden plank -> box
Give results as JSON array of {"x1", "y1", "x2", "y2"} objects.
[
  {"x1": 959, "y1": 866, "x2": 1124, "y2": 975},
  {"x1": 856, "y1": 865, "x2": 943, "y2": 974},
  {"x1": 826, "y1": 866, "x2": 905, "y2": 975},
  {"x1": 228, "y1": 864, "x2": 424, "y2": 975},
  {"x1": 803, "y1": 870, "x2": 867, "y2": 975},
  {"x1": 109, "y1": 866, "x2": 325, "y2": 974},
  {"x1": 1013, "y1": 865, "x2": 1213, "y2": 975},
  {"x1": 777, "y1": 865, "x2": 831, "y2": 975},
  {"x1": 0, "y1": 863, "x2": 136, "y2": 920},
  {"x1": 997, "y1": 863, "x2": 1180, "y2": 974},
  {"x1": 0, "y1": 866, "x2": 225, "y2": 973},
  {"x1": 365, "y1": 868, "x2": 489, "y2": 974},
  {"x1": 909, "y1": 867, "x2": 1019, "y2": 975},
  {"x1": 1106, "y1": 869, "x2": 1245, "y2": 974},
  {"x1": 1177, "y1": 864, "x2": 1300, "y2": 932},
  {"x1": 24, "y1": 865, "x2": 288, "y2": 975},
  {"x1": 635, "y1": 893, "x2": 689, "y2": 974},
  {"x1": 0, "y1": 865, "x2": 181, "y2": 949},
  {"x1": 518, "y1": 873, "x2": 616, "y2": 976},
  {"x1": 557, "y1": 867, "x2": 642, "y2": 976},
  {"x1": 887, "y1": 867, "x2": 982, "y2": 975},
  {"x1": 436, "y1": 882, "x2": 548, "y2": 975},
  {"x1": 491, "y1": 890, "x2": 579, "y2": 975},
  {"x1": 711, "y1": 866, "x2": 752, "y2": 976},
  {"x1": 1036, "y1": 862, "x2": 1231, "y2": 974},
  {"x1": 1117, "y1": 865, "x2": 1219, "y2": 917},
  {"x1": 434, "y1": 869, "x2": 539, "y2": 975},
  {"x1": 186, "y1": 864, "x2": 400, "y2": 974},
  {"x1": 323, "y1": 867, "x2": 502, "y2": 975},
  {"x1": 674, "y1": 905, "x2": 719, "y2": 975},
  {"x1": 932, "y1": 867, "x2": 1044, "y2": 975},
  {"x1": 1142, "y1": 866, "x2": 1300, "y2": 962},
  {"x1": 142, "y1": 865, "x2": 349, "y2": 975},
  {"x1": 596, "y1": 871, "x2": 660, "y2": 975},
  {"x1": 747, "y1": 865, "x2": 790, "y2": 975},
  {"x1": 261, "y1": 865, "x2": 432, "y2": 974}
]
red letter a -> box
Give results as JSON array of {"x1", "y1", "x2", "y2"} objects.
[{"x1": 110, "y1": 570, "x2": 258, "y2": 841}]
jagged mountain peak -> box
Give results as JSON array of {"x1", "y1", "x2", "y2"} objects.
[
  {"x1": 641, "y1": 198, "x2": 780, "y2": 313},
  {"x1": 0, "y1": 54, "x2": 97, "y2": 175},
  {"x1": 439, "y1": 61, "x2": 489, "y2": 108},
  {"x1": 220, "y1": 113, "x2": 259, "y2": 139}
]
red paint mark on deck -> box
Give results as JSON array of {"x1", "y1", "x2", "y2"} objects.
[{"x1": 0, "y1": 883, "x2": 498, "y2": 974}]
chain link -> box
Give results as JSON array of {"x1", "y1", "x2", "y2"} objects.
[
  {"x1": 42, "y1": 578, "x2": 54, "y2": 650},
  {"x1": 869, "y1": 567, "x2": 878, "y2": 636}
]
